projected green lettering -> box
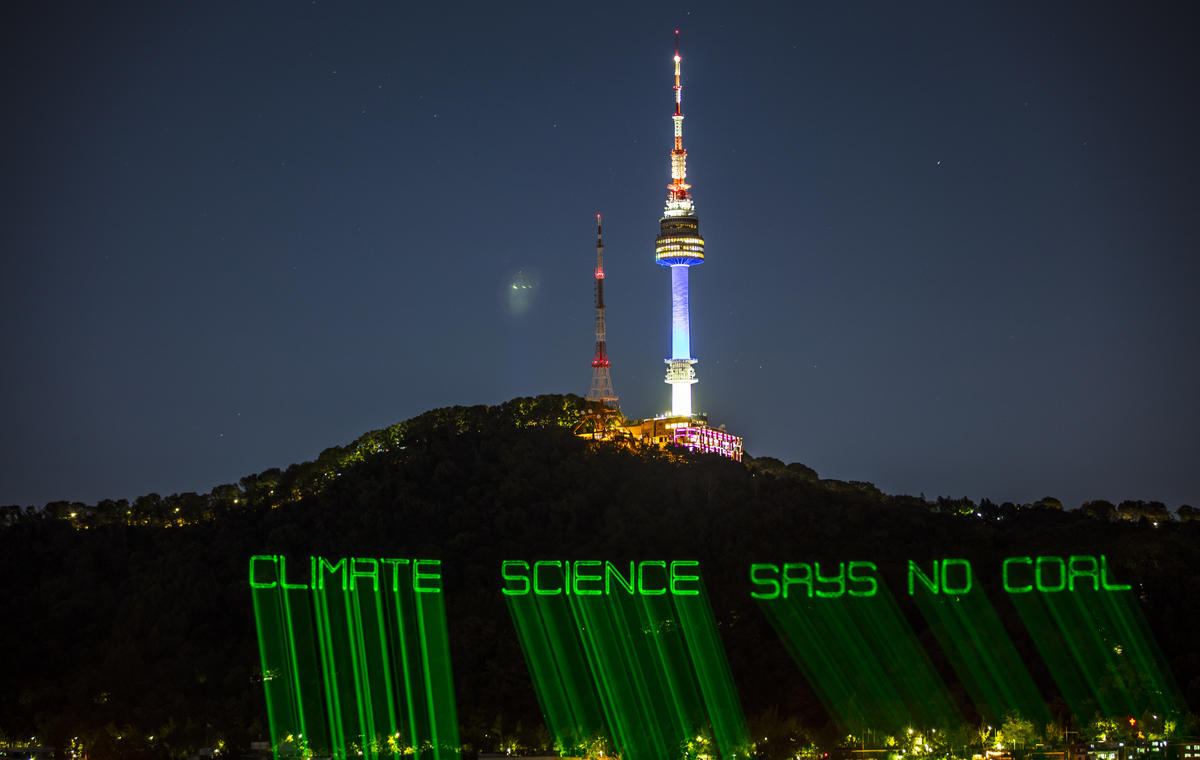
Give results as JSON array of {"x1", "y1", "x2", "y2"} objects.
[
  {"x1": 670, "y1": 559, "x2": 701, "y2": 595},
  {"x1": 847, "y1": 560, "x2": 878, "y2": 597},
  {"x1": 748, "y1": 563, "x2": 779, "y2": 599},
  {"x1": 1067, "y1": 554, "x2": 1099, "y2": 590},
  {"x1": 413, "y1": 559, "x2": 442, "y2": 592},
  {"x1": 500, "y1": 559, "x2": 703, "y2": 596},
  {"x1": 752, "y1": 556, "x2": 1129, "y2": 600},
  {"x1": 280, "y1": 554, "x2": 307, "y2": 590},
  {"x1": 1003, "y1": 556, "x2": 1034, "y2": 593},
  {"x1": 379, "y1": 558, "x2": 408, "y2": 591},
  {"x1": 1002, "y1": 554, "x2": 1130, "y2": 593},
  {"x1": 605, "y1": 560, "x2": 636, "y2": 594},
  {"x1": 351, "y1": 557, "x2": 379, "y2": 591},
  {"x1": 572, "y1": 559, "x2": 602, "y2": 595},
  {"x1": 314, "y1": 556, "x2": 346, "y2": 590},
  {"x1": 907, "y1": 558, "x2": 972, "y2": 595},
  {"x1": 249, "y1": 555, "x2": 457, "y2": 759},
  {"x1": 499, "y1": 560, "x2": 529, "y2": 596},
  {"x1": 782, "y1": 562, "x2": 811, "y2": 598},
  {"x1": 749, "y1": 561, "x2": 878, "y2": 599},
  {"x1": 636, "y1": 560, "x2": 667, "y2": 595},
  {"x1": 533, "y1": 560, "x2": 562, "y2": 596},
  {"x1": 249, "y1": 554, "x2": 278, "y2": 589},
  {"x1": 1036, "y1": 556, "x2": 1066, "y2": 592},
  {"x1": 247, "y1": 555, "x2": 442, "y2": 593}
]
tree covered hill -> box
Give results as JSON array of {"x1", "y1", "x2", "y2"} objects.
[{"x1": 1, "y1": 394, "x2": 1197, "y2": 759}]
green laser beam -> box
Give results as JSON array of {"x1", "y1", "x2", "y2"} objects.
[
  {"x1": 250, "y1": 556, "x2": 459, "y2": 759},
  {"x1": 507, "y1": 568, "x2": 751, "y2": 760}
]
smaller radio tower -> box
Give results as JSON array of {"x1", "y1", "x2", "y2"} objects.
[{"x1": 587, "y1": 214, "x2": 619, "y2": 407}]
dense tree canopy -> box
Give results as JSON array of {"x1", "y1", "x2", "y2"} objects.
[{"x1": 1, "y1": 394, "x2": 1197, "y2": 758}]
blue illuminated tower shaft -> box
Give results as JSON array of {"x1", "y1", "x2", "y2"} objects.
[
  {"x1": 671, "y1": 265, "x2": 691, "y2": 360},
  {"x1": 654, "y1": 32, "x2": 704, "y2": 418},
  {"x1": 667, "y1": 262, "x2": 696, "y2": 418}
]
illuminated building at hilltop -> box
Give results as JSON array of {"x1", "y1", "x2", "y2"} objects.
[{"x1": 622, "y1": 416, "x2": 743, "y2": 461}]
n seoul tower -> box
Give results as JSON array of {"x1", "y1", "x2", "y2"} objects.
[{"x1": 654, "y1": 30, "x2": 705, "y2": 418}]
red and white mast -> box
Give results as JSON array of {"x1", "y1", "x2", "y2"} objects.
[{"x1": 587, "y1": 214, "x2": 618, "y2": 407}]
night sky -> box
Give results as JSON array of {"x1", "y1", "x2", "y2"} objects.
[{"x1": 3, "y1": 3, "x2": 1198, "y2": 511}]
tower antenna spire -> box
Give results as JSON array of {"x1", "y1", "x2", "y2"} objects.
[
  {"x1": 674, "y1": 30, "x2": 681, "y2": 118},
  {"x1": 668, "y1": 29, "x2": 690, "y2": 204}
]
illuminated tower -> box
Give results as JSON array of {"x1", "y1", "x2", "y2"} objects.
[
  {"x1": 587, "y1": 214, "x2": 618, "y2": 407},
  {"x1": 654, "y1": 30, "x2": 705, "y2": 418}
]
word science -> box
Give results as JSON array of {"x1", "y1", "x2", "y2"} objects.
[{"x1": 501, "y1": 559, "x2": 701, "y2": 596}]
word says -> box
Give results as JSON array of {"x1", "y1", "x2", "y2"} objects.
[
  {"x1": 249, "y1": 555, "x2": 442, "y2": 593},
  {"x1": 750, "y1": 562, "x2": 878, "y2": 599},
  {"x1": 749, "y1": 555, "x2": 1129, "y2": 599},
  {"x1": 501, "y1": 560, "x2": 701, "y2": 596}
]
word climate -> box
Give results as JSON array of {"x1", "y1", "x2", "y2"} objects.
[{"x1": 248, "y1": 555, "x2": 443, "y2": 592}]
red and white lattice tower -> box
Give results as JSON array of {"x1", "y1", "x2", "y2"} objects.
[{"x1": 587, "y1": 215, "x2": 619, "y2": 407}]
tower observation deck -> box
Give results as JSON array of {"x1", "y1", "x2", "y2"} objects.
[{"x1": 654, "y1": 30, "x2": 704, "y2": 418}]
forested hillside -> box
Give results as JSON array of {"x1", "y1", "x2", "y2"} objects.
[{"x1": 1, "y1": 394, "x2": 1197, "y2": 759}]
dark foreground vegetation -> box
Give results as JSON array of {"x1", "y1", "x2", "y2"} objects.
[{"x1": 1, "y1": 394, "x2": 1197, "y2": 758}]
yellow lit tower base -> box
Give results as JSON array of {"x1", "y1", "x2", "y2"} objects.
[{"x1": 621, "y1": 415, "x2": 744, "y2": 462}]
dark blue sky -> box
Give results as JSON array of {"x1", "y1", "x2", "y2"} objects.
[{"x1": 3, "y1": 2, "x2": 1197, "y2": 510}]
